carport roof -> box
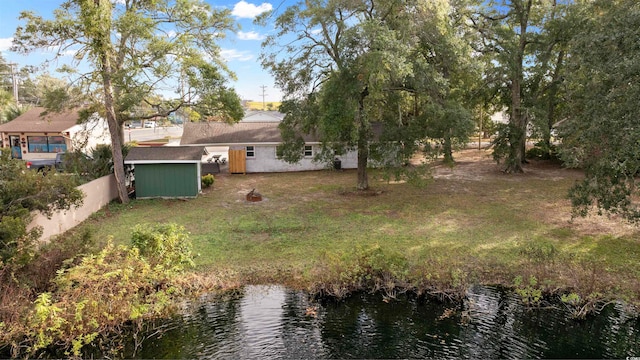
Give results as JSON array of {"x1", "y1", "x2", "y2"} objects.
[{"x1": 125, "y1": 146, "x2": 205, "y2": 163}]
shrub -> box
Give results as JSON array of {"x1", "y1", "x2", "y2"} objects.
[
  {"x1": 131, "y1": 223, "x2": 194, "y2": 270},
  {"x1": 201, "y1": 174, "x2": 215, "y2": 188},
  {"x1": 310, "y1": 244, "x2": 410, "y2": 299},
  {"x1": 0, "y1": 148, "x2": 83, "y2": 266},
  {"x1": 525, "y1": 141, "x2": 558, "y2": 160},
  {"x1": 23, "y1": 241, "x2": 188, "y2": 357}
]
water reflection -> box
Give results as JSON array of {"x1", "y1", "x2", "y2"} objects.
[{"x1": 131, "y1": 285, "x2": 640, "y2": 359}]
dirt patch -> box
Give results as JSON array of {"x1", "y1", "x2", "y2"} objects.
[
  {"x1": 420, "y1": 149, "x2": 637, "y2": 237},
  {"x1": 421, "y1": 149, "x2": 584, "y2": 182}
]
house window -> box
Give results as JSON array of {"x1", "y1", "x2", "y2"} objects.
[
  {"x1": 48, "y1": 136, "x2": 67, "y2": 153},
  {"x1": 27, "y1": 136, "x2": 67, "y2": 153},
  {"x1": 246, "y1": 145, "x2": 255, "y2": 158},
  {"x1": 303, "y1": 145, "x2": 313, "y2": 158}
]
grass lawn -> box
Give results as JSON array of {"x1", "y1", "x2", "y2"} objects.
[{"x1": 77, "y1": 149, "x2": 640, "y2": 304}]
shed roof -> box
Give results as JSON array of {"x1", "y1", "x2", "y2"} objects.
[
  {"x1": 125, "y1": 146, "x2": 205, "y2": 163},
  {"x1": 0, "y1": 107, "x2": 80, "y2": 133},
  {"x1": 180, "y1": 121, "x2": 317, "y2": 145}
]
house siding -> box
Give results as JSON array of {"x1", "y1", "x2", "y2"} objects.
[
  {"x1": 229, "y1": 144, "x2": 358, "y2": 173},
  {"x1": 134, "y1": 163, "x2": 199, "y2": 198}
]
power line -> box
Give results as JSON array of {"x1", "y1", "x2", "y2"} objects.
[{"x1": 259, "y1": 85, "x2": 268, "y2": 111}]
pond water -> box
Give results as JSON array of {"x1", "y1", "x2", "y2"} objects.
[{"x1": 124, "y1": 285, "x2": 639, "y2": 359}]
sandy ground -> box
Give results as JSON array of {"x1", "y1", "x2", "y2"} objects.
[{"x1": 422, "y1": 148, "x2": 639, "y2": 238}]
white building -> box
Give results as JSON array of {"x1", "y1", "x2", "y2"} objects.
[{"x1": 180, "y1": 121, "x2": 359, "y2": 173}]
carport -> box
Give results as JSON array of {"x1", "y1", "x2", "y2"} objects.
[{"x1": 125, "y1": 146, "x2": 205, "y2": 198}]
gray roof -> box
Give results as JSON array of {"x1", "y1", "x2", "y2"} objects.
[
  {"x1": 0, "y1": 107, "x2": 80, "y2": 133},
  {"x1": 241, "y1": 111, "x2": 285, "y2": 122},
  {"x1": 125, "y1": 146, "x2": 205, "y2": 163},
  {"x1": 180, "y1": 122, "x2": 318, "y2": 145}
]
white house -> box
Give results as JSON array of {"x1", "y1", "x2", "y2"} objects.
[
  {"x1": 0, "y1": 107, "x2": 111, "y2": 160},
  {"x1": 180, "y1": 121, "x2": 359, "y2": 173}
]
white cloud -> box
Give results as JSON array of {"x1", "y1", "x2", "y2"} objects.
[
  {"x1": 0, "y1": 38, "x2": 13, "y2": 52},
  {"x1": 232, "y1": 1, "x2": 272, "y2": 19},
  {"x1": 237, "y1": 31, "x2": 265, "y2": 41},
  {"x1": 61, "y1": 49, "x2": 78, "y2": 57},
  {"x1": 220, "y1": 49, "x2": 254, "y2": 62}
]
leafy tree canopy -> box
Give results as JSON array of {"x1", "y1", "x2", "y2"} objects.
[
  {"x1": 262, "y1": 0, "x2": 478, "y2": 189},
  {"x1": 558, "y1": 0, "x2": 640, "y2": 222},
  {"x1": 12, "y1": 0, "x2": 244, "y2": 203}
]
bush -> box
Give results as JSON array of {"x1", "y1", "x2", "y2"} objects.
[
  {"x1": 310, "y1": 244, "x2": 409, "y2": 299},
  {"x1": 525, "y1": 141, "x2": 558, "y2": 160},
  {"x1": 201, "y1": 174, "x2": 215, "y2": 188},
  {"x1": 23, "y1": 241, "x2": 189, "y2": 357},
  {"x1": 131, "y1": 223, "x2": 194, "y2": 270},
  {"x1": 0, "y1": 148, "x2": 83, "y2": 266}
]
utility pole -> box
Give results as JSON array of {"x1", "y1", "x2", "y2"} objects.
[
  {"x1": 259, "y1": 85, "x2": 268, "y2": 111},
  {"x1": 8, "y1": 63, "x2": 19, "y2": 105},
  {"x1": 0, "y1": 62, "x2": 19, "y2": 105}
]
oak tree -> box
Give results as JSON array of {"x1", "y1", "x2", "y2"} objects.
[{"x1": 558, "y1": 0, "x2": 640, "y2": 222}]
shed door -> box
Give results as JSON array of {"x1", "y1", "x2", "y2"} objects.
[
  {"x1": 228, "y1": 150, "x2": 246, "y2": 174},
  {"x1": 135, "y1": 163, "x2": 198, "y2": 198}
]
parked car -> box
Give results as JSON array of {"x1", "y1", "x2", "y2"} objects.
[
  {"x1": 126, "y1": 121, "x2": 142, "y2": 128},
  {"x1": 26, "y1": 152, "x2": 67, "y2": 172}
]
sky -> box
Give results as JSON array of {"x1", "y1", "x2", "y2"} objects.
[{"x1": 0, "y1": 0, "x2": 289, "y2": 102}]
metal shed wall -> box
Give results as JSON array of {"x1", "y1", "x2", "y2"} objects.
[{"x1": 135, "y1": 163, "x2": 199, "y2": 198}]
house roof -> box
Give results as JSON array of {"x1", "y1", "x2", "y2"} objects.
[
  {"x1": 180, "y1": 121, "x2": 389, "y2": 146},
  {"x1": 180, "y1": 121, "x2": 318, "y2": 145},
  {"x1": 241, "y1": 111, "x2": 285, "y2": 122},
  {"x1": 125, "y1": 146, "x2": 205, "y2": 163},
  {"x1": 0, "y1": 107, "x2": 80, "y2": 133}
]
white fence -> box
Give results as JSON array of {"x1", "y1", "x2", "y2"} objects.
[{"x1": 28, "y1": 174, "x2": 119, "y2": 243}]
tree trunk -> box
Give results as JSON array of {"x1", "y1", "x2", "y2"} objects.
[
  {"x1": 507, "y1": 73, "x2": 525, "y2": 173},
  {"x1": 505, "y1": 1, "x2": 531, "y2": 174},
  {"x1": 443, "y1": 127, "x2": 454, "y2": 165},
  {"x1": 101, "y1": 56, "x2": 130, "y2": 204},
  {"x1": 545, "y1": 49, "x2": 565, "y2": 157},
  {"x1": 87, "y1": 0, "x2": 129, "y2": 204},
  {"x1": 356, "y1": 87, "x2": 369, "y2": 190}
]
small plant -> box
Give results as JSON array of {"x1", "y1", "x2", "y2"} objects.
[
  {"x1": 520, "y1": 240, "x2": 557, "y2": 264},
  {"x1": 201, "y1": 174, "x2": 215, "y2": 188},
  {"x1": 561, "y1": 292, "x2": 581, "y2": 306},
  {"x1": 514, "y1": 275, "x2": 542, "y2": 306},
  {"x1": 560, "y1": 292, "x2": 602, "y2": 319}
]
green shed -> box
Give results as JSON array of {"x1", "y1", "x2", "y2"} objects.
[{"x1": 125, "y1": 146, "x2": 205, "y2": 199}]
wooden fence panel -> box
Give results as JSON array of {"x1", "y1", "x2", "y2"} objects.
[{"x1": 228, "y1": 149, "x2": 246, "y2": 174}]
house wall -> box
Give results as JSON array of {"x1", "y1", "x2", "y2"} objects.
[
  {"x1": 229, "y1": 144, "x2": 358, "y2": 173},
  {"x1": 68, "y1": 117, "x2": 112, "y2": 153},
  {"x1": 134, "y1": 163, "x2": 200, "y2": 198},
  {"x1": 28, "y1": 174, "x2": 119, "y2": 243},
  {"x1": 1, "y1": 132, "x2": 71, "y2": 160}
]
